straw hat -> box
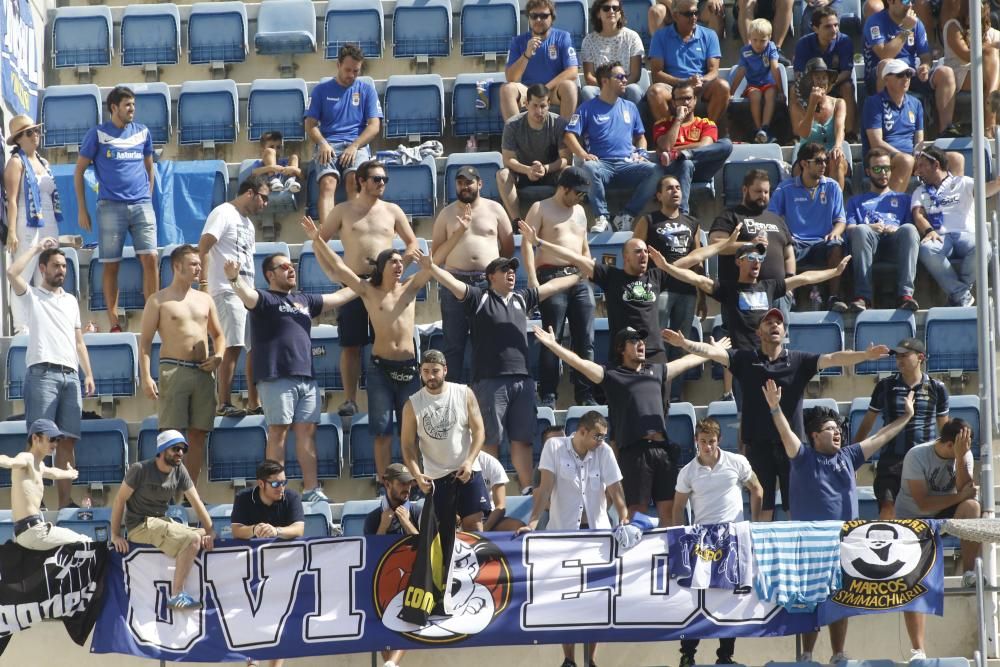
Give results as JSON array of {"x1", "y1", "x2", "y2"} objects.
[{"x1": 7, "y1": 114, "x2": 42, "y2": 146}]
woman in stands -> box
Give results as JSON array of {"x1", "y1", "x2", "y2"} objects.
[
  {"x1": 942, "y1": 0, "x2": 1000, "y2": 137},
  {"x1": 789, "y1": 58, "x2": 848, "y2": 192},
  {"x1": 580, "y1": 0, "x2": 645, "y2": 105},
  {"x1": 4, "y1": 114, "x2": 63, "y2": 334}
]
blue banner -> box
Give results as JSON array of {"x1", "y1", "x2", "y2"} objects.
[
  {"x1": 1, "y1": 0, "x2": 40, "y2": 118},
  {"x1": 91, "y1": 523, "x2": 944, "y2": 662}
]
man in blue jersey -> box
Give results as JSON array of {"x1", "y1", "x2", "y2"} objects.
[
  {"x1": 564, "y1": 62, "x2": 662, "y2": 232},
  {"x1": 793, "y1": 7, "x2": 858, "y2": 137},
  {"x1": 74, "y1": 85, "x2": 157, "y2": 332},
  {"x1": 845, "y1": 148, "x2": 919, "y2": 311},
  {"x1": 860, "y1": 59, "x2": 924, "y2": 192},
  {"x1": 305, "y1": 44, "x2": 383, "y2": 228},
  {"x1": 500, "y1": 0, "x2": 579, "y2": 122}
]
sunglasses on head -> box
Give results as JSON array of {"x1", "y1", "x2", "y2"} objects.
[
  {"x1": 529, "y1": 12, "x2": 551, "y2": 19},
  {"x1": 266, "y1": 479, "x2": 289, "y2": 488}
]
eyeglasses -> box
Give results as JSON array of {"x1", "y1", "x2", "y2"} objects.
[
  {"x1": 590, "y1": 431, "x2": 608, "y2": 441},
  {"x1": 677, "y1": 10, "x2": 699, "y2": 17},
  {"x1": 170, "y1": 445, "x2": 189, "y2": 454},
  {"x1": 612, "y1": 73, "x2": 629, "y2": 81},
  {"x1": 600, "y1": 4, "x2": 622, "y2": 11},
  {"x1": 810, "y1": 157, "x2": 829, "y2": 165},
  {"x1": 255, "y1": 191, "x2": 269, "y2": 203},
  {"x1": 870, "y1": 165, "x2": 891, "y2": 174},
  {"x1": 271, "y1": 262, "x2": 294, "y2": 272},
  {"x1": 529, "y1": 12, "x2": 551, "y2": 19},
  {"x1": 369, "y1": 175, "x2": 389, "y2": 184},
  {"x1": 266, "y1": 479, "x2": 289, "y2": 488}
]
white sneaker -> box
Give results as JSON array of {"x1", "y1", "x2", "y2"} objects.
[
  {"x1": 909, "y1": 649, "x2": 927, "y2": 662},
  {"x1": 591, "y1": 215, "x2": 610, "y2": 233},
  {"x1": 285, "y1": 177, "x2": 301, "y2": 194},
  {"x1": 962, "y1": 570, "x2": 978, "y2": 587},
  {"x1": 268, "y1": 177, "x2": 284, "y2": 192},
  {"x1": 613, "y1": 213, "x2": 635, "y2": 232},
  {"x1": 798, "y1": 652, "x2": 813, "y2": 662},
  {"x1": 830, "y1": 652, "x2": 849, "y2": 663}
]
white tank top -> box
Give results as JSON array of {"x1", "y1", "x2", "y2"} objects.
[{"x1": 409, "y1": 382, "x2": 479, "y2": 479}]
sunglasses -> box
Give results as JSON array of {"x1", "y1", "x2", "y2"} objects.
[
  {"x1": 810, "y1": 157, "x2": 829, "y2": 165},
  {"x1": 265, "y1": 479, "x2": 289, "y2": 488},
  {"x1": 742, "y1": 252, "x2": 766, "y2": 262},
  {"x1": 255, "y1": 191, "x2": 269, "y2": 203},
  {"x1": 529, "y1": 12, "x2": 551, "y2": 19},
  {"x1": 169, "y1": 445, "x2": 189, "y2": 454},
  {"x1": 677, "y1": 10, "x2": 699, "y2": 17},
  {"x1": 870, "y1": 165, "x2": 891, "y2": 174},
  {"x1": 612, "y1": 73, "x2": 629, "y2": 81},
  {"x1": 271, "y1": 262, "x2": 294, "y2": 272},
  {"x1": 890, "y1": 72, "x2": 913, "y2": 79},
  {"x1": 18, "y1": 127, "x2": 40, "y2": 138},
  {"x1": 369, "y1": 175, "x2": 389, "y2": 184},
  {"x1": 600, "y1": 4, "x2": 622, "y2": 11}
]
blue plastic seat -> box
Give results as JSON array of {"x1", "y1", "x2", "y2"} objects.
[
  {"x1": 51, "y1": 7, "x2": 113, "y2": 69},
  {"x1": 621, "y1": 0, "x2": 654, "y2": 47},
  {"x1": 949, "y1": 395, "x2": 981, "y2": 458},
  {"x1": 787, "y1": 310, "x2": 845, "y2": 376},
  {"x1": 925, "y1": 307, "x2": 978, "y2": 373},
  {"x1": 444, "y1": 152, "x2": 504, "y2": 202},
  {"x1": 56, "y1": 507, "x2": 114, "y2": 543},
  {"x1": 254, "y1": 241, "x2": 292, "y2": 290},
  {"x1": 137, "y1": 415, "x2": 160, "y2": 461},
  {"x1": 231, "y1": 346, "x2": 251, "y2": 394},
  {"x1": 721, "y1": 143, "x2": 785, "y2": 207},
  {"x1": 498, "y1": 406, "x2": 557, "y2": 471},
  {"x1": 284, "y1": 414, "x2": 343, "y2": 479},
  {"x1": 299, "y1": 238, "x2": 429, "y2": 299},
  {"x1": 933, "y1": 137, "x2": 993, "y2": 180},
  {"x1": 89, "y1": 246, "x2": 145, "y2": 312},
  {"x1": 84, "y1": 333, "x2": 139, "y2": 397},
  {"x1": 41, "y1": 84, "x2": 102, "y2": 149},
  {"x1": 857, "y1": 485, "x2": 878, "y2": 518},
  {"x1": 208, "y1": 415, "x2": 268, "y2": 483},
  {"x1": 121, "y1": 4, "x2": 181, "y2": 67},
  {"x1": 592, "y1": 317, "x2": 611, "y2": 366},
  {"x1": 349, "y1": 414, "x2": 402, "y2": 478},
  {"x1": 0, "y1": 511, "x2": 12, "y2": 544},
  {"x1": 248, "y1": 78, "x2": 307, "y2": 142},
  {"x1": 854, "y1": 309, "x2": 916, "y2": 375},
  {"x1": 706, "y1": 400, "x2": 741, "y2": 453},
  {"x1": 308, "y1": 324, "x2": 369, "y2": 392},
  {"x1": 587, "y1": 231, "x2": 632, "y2": 298},
  {"x1": 341, "y1": 499, "x2": 381, "y2": 536},
  {"x1": 564, "y1": 404, "x2": 611, "y2": 437},
  {"x1": 0, "y1": 423, "x2": 31, "y2": 487},
  {"x1": 847, "y1": 396, "x2": 884, "y2": 462},
  {"x1": 451, "y1": 72, "x2": 508, "y2": 137},
  {"x1": 324, "y1": 0, "x2": 384, "y2": 59},
  {"x1": 553, "y1": 0, "x2": 588, "y2": 50},
  {"x1": 126, "y1": 82, "x2": 172, "y2": 145},
  {"x1": 208, "y1": 503, "x2": 235, "y2": 539},
  {"x1": 188, "y1": 1, "x2": 248, "y2": 65},
  {"x1": 255, "y1": 0, "x2": 318, "y2": 55},
  {"x1": 304, "y1": 503, "x2": 333, "y2": 536},
  {"x1": 668, "y1": 402, "x2": 698, "y2": 465},
  {"x1": 178, "y1": 79, "x2": 239, "y2": 145},
  {"x1": 383, "y1": 155, "x2": 439, "y2": 218},
  {"x1": 461, "y1": 0, "x2": 520, "y2": 56},
  {"x1": 76, "y1": 419, "x2": 129, "y2": 486},
  {"x1": 4, "y1": 334, "x2": 29, "y2": 401},
  {"x1": 384, "y1": 74, "x2": 445, "y2": 139},
  {"x1": 393, "y1": 0, "x2": 453, "y2": 58}
]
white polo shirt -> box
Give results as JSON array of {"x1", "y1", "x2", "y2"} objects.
[
  {"x1": 16, "y1": 286, "x2": 81, "y2": 369},
  {"x1": 675, "y1": 450, "x2": 753, "y2": 524},
  {"x1": 912, "y1": 174, "x2": 975, "y2": 235},
  {"x1": 538, "y1": 436, "x2": 623, "y2": 530}
]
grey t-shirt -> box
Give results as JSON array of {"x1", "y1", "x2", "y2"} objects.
[
  {"x1": 894, "y1": 441, "x2": 974, "y2": 519},
  {"x1": 501, "y1": 111, "x2": 566, "y2": 165},
  {"x1": 123, "y1": 459, "x2": 194, "y2": 530}
]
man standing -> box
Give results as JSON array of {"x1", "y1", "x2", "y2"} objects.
[
  {"x1": 302, "y1": 215, "x2": 431, "y2": 479},
  {"x1": 305, "y1": 44, "x2": 383, "y2": 225},
  {"x1": 0, "y1": 419, "x2": 86, "y2": 549},
  {"x1": 496, "y1": 84, "x2": 570, "y2": 222},
  {"x1": 861, "y1": 60, "x2": 924, "y2": 192},
  {"x1": 74, "y1": 85, "x2": 158, "y2": 332},
  {"x1": 500, "y1": 0, "x2": 579, "y2": 121},
  {"x1": 521, "y1": 166, "x2": 596, "y2": 409},
  {"x1": 853, "y1": 338, "x2": 950, "y2": 519},
  {"x1": 401, "y1": 350, "x2": 488, "y2": 532},
  {"x1": 110, "y1": 430, "x2": 215, "y2": 610},
  {"x1": 139, "y1": 244, "x2": 226, "y2": 485},
  {"x1": 793, "y1": 7, "x2": 858, "y2": 137},
  {"x1": 319, "y1": 160, "x2": 420, "y2": 417},
  {"x1": 431, "y1": 165, "x2": 515, "y2": 382},
  {"x1": 845, "y1": 148, "x2": 920, "y2": 311},
  {"x1": 199, "y1": 175, "x2": 270, "y2": 417},
  {"x1": 224, "y1": 254, "x2": 357, "y2": 503},
  {"x1": 564, "y1": 62, "x2": 661, "y2": 233},
  {"x1": 7, "y1": 239, "x2": 95, "y2": 508},
  {"x1": 765, "y1": 380, "x2": 914, "y2": 663},
  {"x1": 515, "y1": 410, "x2": 628, "y2": 667}
]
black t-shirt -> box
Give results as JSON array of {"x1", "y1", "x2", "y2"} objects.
[
  {"x1": 869, "y1": 373, "x2": 950, "y2": 460},
  {"x1": 711, "y1": 278, "x2": 787, "y2": 351},
  {"x1": 642, "y1": 211, "x2": 700, "y2": 295},
  {"x1": 601, "y1": 364, "x2": 666, "y2": 448},
  {"x1": 710, "y1": 205, "x2": 792, "y2": 282},
  {"x1": 591, "y1": 264, "x2": 671, "y2": 362},
  {"x1": 363, "y1": 503, "x2": 421, "y2": 535},
  {"x1": 728, "y1": 348, "x2": 820, "y2": 448},
  {"x1": 230, "y1": 487, "x2": 305, "y2": 527},
  {"x1": 464, "y1": 285, "x2": 540, "y2": 381}
]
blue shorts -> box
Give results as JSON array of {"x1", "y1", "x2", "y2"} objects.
[
  {"x1": 314, "y1": 142, "x2": 371, "y2": 182},
  {"x1": 257, "y1": 377, "x2": 320, "y2": 426},
  {"x1": 367, "y1": 356, "x2": 421, "y2": 437},
  {"x1": 96, "y1": 200, "x2": 157, "y2": 262},
  {"x1": 793, "y1": 237, "x2": 843, "y2": 266},
  {"x1": 433, "y1": 471, "x2": 489, "y2": 521},
  {"x1": 24, "y1": 364, "x2": 82, "y2": 439},
  {"x1": 473, "y1": 376, "x2": 537, "y2": 446}
]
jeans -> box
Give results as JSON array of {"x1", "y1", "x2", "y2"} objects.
[
  {"x1": 538, "y1": 279, "x2": 595, "y2": 402},
  {"x1": 96, "y1": 200, "x2": 157, "y2": 262},
  {"x1": 581, "y1": 158, "x2": 663, "y2": 218},
  {"x1": 24, "y1": 365, "x2": 82, "y2": 439},
  {"x1": 918, "y1": 231, "x2": 988, "y2": 304},
  {"x1": 663, "y1": 139, "x2": 733, "y2": 214},
  {"x1": 658, "y1": 291, "x2": 697, "y2": 362},
  {"x1": 848, "y1": 223, "x2": 919, "y2": 300},
  {"x1": 581, "y1": 84, "x2": 643, "y2": 106},
  {"x1": 439, "y1": 273, "x2": 487, "y2": 382}
]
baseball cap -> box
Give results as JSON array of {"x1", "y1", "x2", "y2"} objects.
[
  {"x1": 760, "y1": 307, "x2": 785, "y2": 324},
  {"x1": 156, "y1": 429, "x2": 189, "y2": 455},
  {"x1": 736, "y1": 242, "x2": 767, "y2": 258},
  {"x1": 891, "y1": 337, "x2": 926, "y2": 355},
  {"x1": 485, "y1": 256, "x2": 520, "y2": 274},
  {"x1": 557, "y1": 165, "x2": 591, "y2": 193},
  {"x1": 456, "y1": 165, "x2": 481, "y2": 181},
  {"x1": 384, "y1": 462, "x2": 415, "y2": 483},
  {"x1": 28, "y1": 418, "x2": 66, "y2": 439},
  {"x1": 614, "y1": 326, "x2": 647, "y2": 347},
  {"x1": 882, "y1": 59, "x2": 915, "y2": 80}
]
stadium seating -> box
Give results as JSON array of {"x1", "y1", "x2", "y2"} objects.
[
  {"x1": 383, "y1": 155, "x2": 439, "y2": 218},
  {"x1": 853, "y1": 309, "x2": 916, "y2": 375},
  {"x1": 120, "y1": 4, "x2": 181, "y2": 68},
  {"x1": 51, "y1": 6, "x2": 113, "y2": 70},
  {"x1": 668, "y1": 402, "x2": 698, "y2": 465},
  {"x1": 4, "y1": 334, "x2": 29, "y2": 402},
  {"x1": 721, "y1": 142, "x2": 786, "y2": 207},
  {"x1": 284, "y1": 414, "x2": 344, "y2": 480},
  {"x1": 949, "y1": 394, "x2": 982, "y2": 458},
  {"x1": 341, "y1": 499, "x2": 381, "y2": 536},
  {"x1": 393, "y1": 0, "x2": 453, "y2": 58},
  {"x1": 924, "y1": 307, "x2": 978, "y2": 373},
  {"x1": 254, "y1": 241, "x2": 292, "y2": 290},
  {"x1": 932, "y1": 137, "x2": 993, "y2": 180},
  {"x1": 0, "y1": 423, "x2": 32, "y2": 487},
  {"x1": 564, "y1": 404, "x2": 610, "y2": 436},
  {"x1": 88, "y1": 247, "x2": 145, "y2": 312},
  {"x1": 444, "y1": 152, "x2": 504, "y2": 202},
  {"x1": 587, "y1": 231, "x2": 631, "y2": 298},
  {"x1": 207, "y1": 415, "x2": 268, "y2": 483},
  {"x1": 325, "y1": 0, "x2": 384, "y2": 59},
  {"x1": 0, "y1": 511, "x2": 13, "y2": 544},
  {"x1": 593, "y1": 317, "x2": 611, "y2": 366},
  {"x1": 41, "y1": 84, "x2": 101, "y2": 149},
  {"x1": 383, "y1": 74, "x2": 446, "y2": 139},
  {"x1": 803, "y1": 397, "x2": 839, "y2": 415},
  {"x1": 452, "y1": 72, "x2": 508, "y2": 137},
  {"x1": 554, "y1": 0, "x2": 588, "y2": 50},
  {"x1": 255, "y1": 0, "x2": 318, "y2": 56},
  {"x1": 187, "y1": 1, "x2": 249, "y2": 66},
  {"x1": 178, "y1": 79, "x2": 240, "y2": 146},
  {"x1": 461, "y1": 0, "x2": 520, "y2": 56},
  {"x1": 248, "y1": 78, "x2": 308, "y2": 142},
  {"x1": 706, "y1": 400, "x2": 740, "y2": 453},
  {"x1": 129, "y1": 82, "x2": 172, "y2": 145},
  {"x1": 84, "y1": 333, "x2": 140, "y2": 398},
  {"x1": 76, "y1": 419, "x2": 129, "y2": 487},
  {"x1": 208, "y1": 503, "x2": 236, "y2": 539},
  {"x1": 498, "y1": 406, "x2": 557, "y2": 471},
  {"x1": 350, "y1": 413, "x2": 402, "y2": 478},
  {"x1": 56, "y1": 507, "x2": 114, "y2": 543},
  {"x1": 137, "y1": 415, "x2": 160, "y2": 461},
  {"x1": 621, "y1": 0, "x2": 654, "y2": 46},
  {"x1": 786, "y1": 310, "x2": 845, "y2": 376}
]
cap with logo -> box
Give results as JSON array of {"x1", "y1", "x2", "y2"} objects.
[
  {"x1": 384, "y1": 462, "x2": 415, "y2": 482},
  {"x1": 455, "y1": 165, "x2": 481, "y2": 181},
  {"x1": 485, "y1": 256, "x2": 520, "y2": 274}
]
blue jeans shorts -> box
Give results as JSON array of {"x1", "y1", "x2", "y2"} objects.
[
  {"x1": 96, "y1": 200, "x2": 157, "y2": 262},
  {"x1": 257, "y1": 377, "x2": 321, "y2": 426},
  {"x1": 24, "y1": 364, "x2": 82, "y2": 439},
  {"x1": 314, "y1": 142, "x2": 372, "y2": 182}
]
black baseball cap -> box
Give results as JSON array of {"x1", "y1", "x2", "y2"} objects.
[
  {"x1": 614, "y1": 326, "x2": 647, "y2": 347},
  {"x1": 456, "y1": 165, "x2": 481, "y2": 181},
  {"x1": 736, "y1": 242, "x2": 767, "y2": 258},
  {"x1": 891, "y1": 337, "x2": 926, "y2": 355},
  {"x1": 557, "y1": 166, "x2": 591, "y2": 193},
  {"x1": 485, "y1": 256, "x2": 520, "y2": 274},
  {"x1": 384, "y1": 463, "x2": 415, "y2": 482}
]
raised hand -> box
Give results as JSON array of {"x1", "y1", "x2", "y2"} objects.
[
  {"x1": 865, "y1": 343, "x2": 890, "y2": 360},
  {"x1": 763, "y1": 378, "x2": 782, "y2": 410},
  {"x1": 661, "y1": 328, "x2": 688, "y2": 348},
  {"x1": 518, "y1": 219, "x2": 538, "y2": 246},
  {"x1": 301, "y1": 215, "x2": 321, "y2": 241},
  {"x1": 532, "y1": 324, "x2": 558, "y2": 348},
  {"x1": 834, "y1": 255, "x2": 852, "y2": 275},
  {"x1": 223, "y1": 258, "x2": 241, "y2": 281}
]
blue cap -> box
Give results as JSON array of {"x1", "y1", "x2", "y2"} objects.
[
  {"x1": 156, "y1": 429, "x2": 188, "y2": 455},
  {"x1": 28, "y1": 419, "x2": 66, "y2": 439}
]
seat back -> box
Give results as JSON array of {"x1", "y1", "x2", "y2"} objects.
[
  {"x1": 393, "y1": 0, "x2": 452, "y2": 57},
  {"x1": 564, "y1": 404, "x2": 611, "y2": 437},
  {"x1": 461, "y1": 0, "x2": 519, "y2": 55},
  {"x1": 341, "y1": 499, "x2": 381, "y2": 536},
  {"x1": 285, "y1": 414, "x2": 343, "y2": 480},
  {"x1": 925, "y1": 307, "x2": 978, "y2": 373},
  {"x1": 854, "y1": 309, "x2": 916, "y2": 375},
  {"x1": 349, "y1": 414, "x2": 402, "y2": 478},
  {"x1": 706, "y1": 400, "x2": 741, "y2": 453},
  {"x1": 121, "y1": 4, "x2": 181, "y2": 66},
  {"x1": 444, "y1": 152, "x2": 504, "y2": 202},
  {"x1": 52, "y1": 7, "x2": 113, "y2": 68},
  {"x1": 949, "y1": 395, "x2": 982, "y2": 458},
  {"x1": 553, "y1": 0, "x2": 588, "y2": 49},
  {"x1": 383, "y1": 156, "x2": 439, "y2": 218},
  {"x1": 56, "y1": 507, "x2": 115, "y2": 543},
  {"x1": 255, "y1": 0, "x2": 318, "y2": 55},
  {"x1": 137, "y1": 415, "x2": 160, "y2": 462},
  {"x1": 41, "y1": 84, "x2": 102, "y2": 149},
  {"x1": 325, "y1": 0, "x2": 384, "y2": 59},
  {"x1": 188, "y1": 2, "x2": 249, "y2": 64},
  {"x1": 208, "y1": 416, "x2": 268, "y2": 482},
  {"x1": 84, "y1": 333, "x2": 139, "y2": 397},
  {"x1": 721, "y1": 143, "x2": 786, "y2": 207},
  {"x1": 384, "y1": 74, "x2": 445, "y2": 138},
  {"x1": 5, "y1": 334, "x2": 29, "y2": 401},
  {"x1": 89, "y1": 247, "x2": 145, "y2": 311},
  {"x1": 248, "y1": 78, "x2": 308, "y2": 141},
  {"x1": 254, "y1": 242, "x2": 292, "y2": 290},
  {"x1": 76, "y1": 420, "x2": 129, "y2": 485},
  {"x1": 787, "y1": 311, "x2": 845, "y2": 376},
  {"x1": 668, "y1": 402, "x2": 698, "y2": 465},
  {"x1": 129, "y1": 82, "x2": 173, "y2": 145},
  {"x1": 621, "y1": 0, "x2": 654, "y2": 47},
  {"x1": 451, "y1": 72, "x2": 507, "y2": 137},
  {"x1": 178, "y1": 79, "x2": 239, "y2": 145}
]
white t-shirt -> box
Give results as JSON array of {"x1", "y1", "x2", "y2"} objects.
[
  {"x1": 201, "y1": 202, "x2": 255, "y2": 295},
  {"x1": 538, "y1": 436, "x2": 623, "y2": 530},
  {"x1": 675, "y1": 450, "x2": 753, "y2": 525},
  {"x1": 912, "y1": 174, "x2": 975, "y2": 235},
  {"x1": 16, "y1": 286, "x2": 81, "y2": 368},
  {"x1": 477, "y1": 451, "x2": 510, "y2": 511}
]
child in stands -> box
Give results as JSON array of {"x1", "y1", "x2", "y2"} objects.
[{"x1": 251, "y1": 130, "x2": 302, "y2": 194}]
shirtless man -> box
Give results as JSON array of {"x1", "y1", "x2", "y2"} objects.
[
  {"x1": 303, "y1": 215, "x2": 432, "y2": 477},
  {"x1": 139, "y1": 244, "x2": 226, "y2": 484},
  {"x1": 521, "y1": 166, "x2": 596, "y2": 408},
  {"x1": 431, "y1": 165, "x2": 515, "y2": 381},
  {"x1": 0, "y1": 419, "x2": 86, "y2": 550},
  {"x1": 318, "y1": 160, "x2": 419, "y2": 418}
]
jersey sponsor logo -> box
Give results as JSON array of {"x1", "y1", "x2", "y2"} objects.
[
  {"x1": 277, "y1": 302, "x2": 310, "y2": 316},
  {"x1": 870, "y1": 25, "x2": 882, "y2": 39}
]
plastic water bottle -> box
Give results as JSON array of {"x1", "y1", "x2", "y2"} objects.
[{"x1": 810, "y1": 286, "x2": 823, "y2": 311}]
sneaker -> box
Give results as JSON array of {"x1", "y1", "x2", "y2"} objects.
[
  {"x1": 849, "y1": 296, "x2": 868, "y2": 312},
  {"x1": 959, "y1": 292, "x2": 975, "y2": 307},
  {"x1": 830, "y1": 652, "x2": 850, "y2": 663},
  {"x1": 540, "y1": 394, "x2": 557, "y2": 410},
  {"x1": 798, "y1": 652, "x2": 814, "y2": 662},
  {"x1": 754, "y1": 129, "x2": 768, "y2": 143},
  {"x1": 941, "y1": 123, "x2": 963, "y2": 138},
  {"x1": 560, "y1": 659, "x2": 577, "y2": 667},
  {"x1": 613, "y1": 213, "x2": 635, "y2": 232},
  {"x1": 720, "y1": 391, "x2": 735, "y2": 402},
  {"x1": 828, "y1": 295, "x2": 849, "y2": 313},
  {"x1": 521, "y1": 486, "x2": 534, "y2": 496},
  {"x1": 679, "y1": 654, "x2": 696, "y2": 667},
  {"x1": 246, "y1": 405, "x2": 264, "y2": 416},
  {"x1": 217, "y1": 403, "x2": 247, "y2": 418},
  {"x1": 268, "y1": 177, "x2": 284, "y2": 192},
  {"x1": 898, "y1": 295, "x2": 919, "y2": 311},
  {"x1": 302, "y1": 487, "x2": 330, "y2": 503},
  {"x1": 962, "y1": 570, "x2": 978, "y2": 587},
  {"x1": 337, "y1": 400, "x2": 358, "y2": 417},
  {"x1": 909, "y1": 650, "x2": 927, "y2": 662},
  {"x1": 591, "y1": 216, "x2": 610, "y2": 233},
  {"x1": 285, "y1": 177, "x2": 301, "y2": 194},
  {"x1": 167, "y1": 592, "x2": 201, "y2": 609}
]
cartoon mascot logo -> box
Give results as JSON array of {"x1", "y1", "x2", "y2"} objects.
[{"x1": 374, "y1": 532, "x2": 512, "y2": 643}]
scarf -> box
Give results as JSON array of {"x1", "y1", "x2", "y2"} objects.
[{"x1": 16, "y1": 148, "x2": 63, "y2": 228}]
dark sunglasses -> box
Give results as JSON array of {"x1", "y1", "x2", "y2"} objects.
[
  {"x1": 266, "y1": 479, "x2": 289, "y2": 488},
  {"x1": 870, "y1": 165, "x2": 891, "y2": 174},
  {"x1": 255, "y1": 191, "x2": 269, "y2": 203},
  {"x1": 890, "y1": 72, "x2": 913, "y2": 79},
  {"x1": 677, "y1": 10, "x2": 699, "y2": 17},
  {"x1": 170, "y1": 445, "x2": 189, "y2": 454},
  {"x1": 612, "y1": 73, "x2": 629, "y2": 81},
  {"x1": 529, "y1": 12, "x2": 551, "y2": 19},
  {"x1": 810, "y1": 157, "x2": 829, "y2": 165},
  {"x1": 18, "y1": 128, "x2": 40, "y2": 139},
  {"x1": 369, "y1": 175, "x2": 389, "y2": 184},
  {"x1": 600, "y1": 4, "x2": 622, "y2": 11}
]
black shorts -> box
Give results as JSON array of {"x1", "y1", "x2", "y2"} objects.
[
  {"x1": 516, "y1": 172, "x2": 560, "y2": 190},
  {"x1": 620, "y1": 440, "x2": 680, "y2": 507},
  {"x1": 934, "y1": 504, "x2": 958, "y2": 519},
  {"x1": 873, "y1": 456, "x2": 905, "y2": 503},
  {"x1": 433, "y1": 471, "x2": 489, "y2": 521},
  {"x1": 747, "y1": 443, "x2": 790, "y2": 512},
  {"x1": 336, "y1": 295, "x2": 373, "y2": 347}
]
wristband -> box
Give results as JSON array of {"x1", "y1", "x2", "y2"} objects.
[
  {"x1": 920, "y1": 227, "x2": 934, "y2": 239},
  {"x1": 770, "y1": 406, "x2": 781, "y2": 415}
]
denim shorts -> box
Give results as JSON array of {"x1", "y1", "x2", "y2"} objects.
[
  {"x1": 257, "y1": 377, "x2": 321, "y2": 426},
  {"x1": 24, "y1": 365, "x2": 82, "y2": 439},
  {"x1": 96, "y1": 200, "x2": 158, "y2": 262},
  {"x1": 314, "y1": 142, "x2": 371, "y2": 181},
  {"x1": 367, "y1": 357, "x2": 421, "y2": 436}
]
